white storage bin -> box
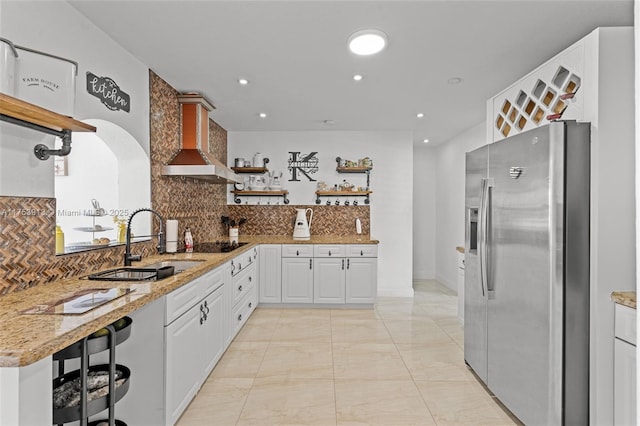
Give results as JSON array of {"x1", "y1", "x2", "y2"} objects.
[
  {"x1": 0, "y1": 38, "x2": 17, "y2": 95},
  {"x1": 14, "y1": 45, "x2": 76, "y2": 115}
]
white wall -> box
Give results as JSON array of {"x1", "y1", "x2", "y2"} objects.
[
  {"x1": 412, "y1": 145, "x2": 437, "y2": 280},
  {"x1": 228, "y1": 130, "x2": 415, "y2": 297},
  {"x1": 0, "y1": 0, "x2": 150, "y2": 199},
  {"x1": 433, "y1": 123, "x2": 486, "y2": 292},
  {"x1": 635, "y1": 1, "x2": 640, "y2": 418},
  {"x1": 1, "y1": 0, "x2": 150, "y2": 155}
]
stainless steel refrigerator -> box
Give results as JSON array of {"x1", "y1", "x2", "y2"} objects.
[{"x1": 464, "y1": 121, "x2": 590, "y2": 426}]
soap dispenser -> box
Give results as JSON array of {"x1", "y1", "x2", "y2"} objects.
[{"x1": 184, "y1": 227, "x2": 193, "y2": 253}]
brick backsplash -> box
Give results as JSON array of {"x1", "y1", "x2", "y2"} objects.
[{"x1": 228, "y1": 205, "x2": 370, "y2": 236}]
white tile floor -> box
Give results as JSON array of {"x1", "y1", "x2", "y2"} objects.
[{"x1": 176, "y1": 280, "x2": 519, "y2": 425}]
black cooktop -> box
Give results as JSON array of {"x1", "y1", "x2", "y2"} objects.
[{"x1": 181, "y1": 241, "x2": 248, "y2": 253}]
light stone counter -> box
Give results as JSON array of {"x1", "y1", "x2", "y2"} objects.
[
  {"x1": 240, "y1": 234, "x2": 379, "y2": 244},
  {"x1": 0, "y1": 236, "x2": 378, "y2": 367},
  {"x1": 611, "y1": 291, "x2": 636, "y2": 309}
]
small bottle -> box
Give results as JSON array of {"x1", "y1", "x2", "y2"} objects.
[
  {"x1": 55, "y1": 225, "x2": 65, "y2": 254},
  {"x1": 184, "y1": 227, "x2": 193, "y2": 253}
]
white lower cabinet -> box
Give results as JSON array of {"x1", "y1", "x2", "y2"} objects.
[
  {"x1": 345, "y1": 257, "x2": 377, "y2": 303},
  {"x1": 280, "y1": 243, "x2": 377, "y2": 305},
  {"x1": 313, "y1": 257, "x2": 346, "y2": 303},
  {"x1": 614, "y1": 303, "x2": 636, "y2": 426},
  {"x1": 228, "y1": 250, "x2": 258, "y2": 342},
  {"x1": 282, "y1": 256, "x2": 314, "y2": 303},
  {"x1": 259, "y1": 244, "x2": 282, "y2": 303},
  {"x1": 165, "y1": 301, "x2": 203, "y2": 425},
  {"x1": 164, "y1": 267, "x2": 226, "y2": 426}
]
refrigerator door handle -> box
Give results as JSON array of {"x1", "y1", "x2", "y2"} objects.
[{"x1": 479, "y1": 178, "x2": 494, "y2": 299}]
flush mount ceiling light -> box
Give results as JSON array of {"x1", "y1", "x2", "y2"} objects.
[
  {"x1": 238, "y1": 78, "x2": 249, "y2": 85},
  {"x1": 353, "y1": 74, "x2": 363, "y2": 81},
  {"x1": 348, "y1": 29, "x2": 388, "y2": 55},
  {"x1": 447, "y1": 77, "x2": 463, "y2": 85},
  {"x1": 258, "y1": 112, "x2": 267, "y2": 118},
  {"x1": 423, "y1": 139, "x2": 430, "y2": 143},
  {"x1": 417, "y1": 113, "x2": 424, "y2": 118}
]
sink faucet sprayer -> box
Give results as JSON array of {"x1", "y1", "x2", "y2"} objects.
[{"x1": 124, "y1": 208, "x2": 166, "y2": 266}]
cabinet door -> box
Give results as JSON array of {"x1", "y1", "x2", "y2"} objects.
[
  {"x1": 281, "y1": 257, "x2": 313, "y2": 303},
  {"x1": 614, "y1": 338, "x2": 637, "y2": 426},
  {"x1": 346, "y1": 257, "x2": 377, "y2": 303},
  {"x1": 260, "y1": 244, "x2": 282, "y2": 303},
  {"x1": 165, "y1": 305, "x2": 202, "y2": 426},
  {"x1": 201, "y1": 286, "x2": 225, "y2": 377},
  {"x1": 313, "y1": 257, "x2": 345, "y2": 303}
]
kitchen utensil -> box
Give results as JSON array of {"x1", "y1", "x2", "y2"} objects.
[{"x1": 292, "y1": 208, "x2": 313, "y2": 240}]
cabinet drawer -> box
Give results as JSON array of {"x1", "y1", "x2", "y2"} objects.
[
  {"x1": 200, "y1": 267, "x2": 225, "y2": 297},
  {"x1": 313, "y1": 244, "x2": 346, "y2": 257},
  {"x1": 232, "y1": 265, "x2": 256, "y2": 306},
  {"x1": 231, "y1": 286, "x2": 257, "y2": 337},
  {"x1": 282, "y1": 244, "x2": 313, "y2": 257},
  {"x1": 230, "y1": 250, "x2": 257, "y2": 276},
  {"x1": 615, "y1": 304, "x2": 636, "y2": 345},
  {"x1": 346, "y1": 244, "x2": 378, "y2": 257},
  {"x1": 165, "y1": 279, "x2": 200, "y2": 325}
]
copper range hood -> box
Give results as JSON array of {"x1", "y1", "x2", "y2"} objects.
[{"x1": 161, "y1": 93, "x2": 241, "y2": 184}]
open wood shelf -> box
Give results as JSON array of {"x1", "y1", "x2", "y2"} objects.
[
  {"x1": 231, "y1": 167, "x2": 269, "y2": 174},
  {"x1": 0, "y1": 93, "x2": 96, "y2": 133},
  {"x1": 231, "y1": 189, "x2": 289, "y2": 204},
  {"x1": 315, "y1": 190, "x2": 372, "y2": 196},
  {"x1": 336, "y1": 166, "x2": 372, "y2": 173}
]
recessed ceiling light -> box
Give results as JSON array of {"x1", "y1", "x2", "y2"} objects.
[
  {"x1": 447, "y1": 77, "x2": 463, "y2": 85},
  {"x1": 238, "y1": 78, "x2": 249, "y2": 85},
  {"x1": 323, "y1": 119, "x2": 336, "y2": 125},
  {"x1": 423, "y1": 139, "x2": 430, "y2": 143},
  {"x1": 259, "y1": 112, "x2": 267, "y2": 118},
  {"x1": 348, "y1": 29, "x2": 388, "y2": 55},
  {"x1": 353, "y1": 74, "x2": 363, "y2": 81},
  {"x1": 417, "y1": 113, "x2": 424, "y2": 118}
]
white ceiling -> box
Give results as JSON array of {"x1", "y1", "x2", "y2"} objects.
[{"x1": 68, "y1": 0, "x2": 634, "y2": 146}]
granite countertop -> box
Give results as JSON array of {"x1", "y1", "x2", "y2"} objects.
[
  {"x1": 0, "y1": 236, "x2": 378, "y2": 367},
  {"x1": 611, "y1": 291, "x2": 636, "y2": 309},
  {"x1": 240, "y1": 234, "x2": 379, "y2": 244}
]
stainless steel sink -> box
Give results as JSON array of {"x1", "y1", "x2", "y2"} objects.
[
  {"x1": 90, "y1": 268, "x2": 157, "y2": 281},
  {"x1": 143, "y1": 259, "x2": 205, "y2": 273},
  {"x1": 88, "y1": 265, "x2": 175, "y2": 281}
]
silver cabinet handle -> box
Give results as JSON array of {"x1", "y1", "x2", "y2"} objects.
[
  {"x1": 309, "y1": 259, "x2": 312, "y2": 269},
  {"x1": 248, "y1": 302, "x2": 252, "y2": 308},
  {"x1": 238, "y1": 285, "x2": 243, "y2": 292},
  {"x1": 249, "y1": 276, "x2": 252, "y2": 282},
  {"x1": 296, "y1": 250, "x2": 299, "y2": 256},
  {"x1": 347, "y1": 259, "x2": 350, "y2": 269},
  {"x1": 342, "y1": 259, "x2": 345, "y2": 270},
  {"x1": 238, "y1": 314, "x2": 242, "y2": 321},
  {"x1": 360, "y1": 250, "x2": 363, "y2": 256},
  {"x1": 329, "y1": 250, "x2": 332, "y2": 256}
]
